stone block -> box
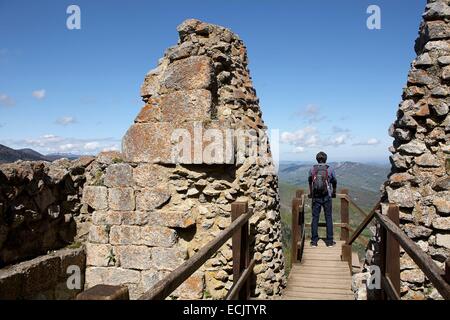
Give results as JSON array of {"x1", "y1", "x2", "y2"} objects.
[
  {"x1": 149, "y1": 209, "x2": 196, "y2": 229},
  {"x1": 436, "y1": 234, "x2": 450, "y2": 249},
  {"x1": 108, "y1": 187, "x2": 135, "y2": 211},
  {"x1": 434, "y1": 196, "x2": 450, "y2": 214},
  {"x1": 120, "y1": 211, "x2": 150, "y2": 226},
  {"x1": 136, "y1": 189, "x2": 171, "y2": 211},
  {"x1": 92, "y1": 210, "x2": 122, "y2": 226},
  {"x1": 141, "y1": 269, "x2": 170, "y2": 292},
  {"x1": 160, "y1": 89, "x2": 212, "y2": 122},
  {"x1": 122, "y1": 121, "x2": 234, "y2": 164},
  {"x1": 161, "y1": 56, "x2": 213, "y2": 92},
  {"x1": 132, "y1": 164, "x2": 166, "y2": 188},
  {"x1": 104, "y1": 163, "x2": 133, "y2": 187},
  {"x1": 88, "y1": 225, "x2": 109, "y2": 244},
  {"x1": 116, "y1": 245, "x2": 152, "y2": 270},
  {"x1": 82, "y1": 186, "x2": 108, "y2": 210},
  {"x1": 86, "y1": 243, "x2": 113, "y2": 267},
  {"x1": 85, "y1": 267, "x2": 140, "y2": 286},
  {"x1": 172, "y1": 271, "x2": 205, "y2": 299},
  {"x1": 141, "y1": 226, "x2": 177, "y2": 247},
  {"x1": 21, "y1": 255, "x2": 60, "y2": 297},
  {"x1": 151, "y1": 247, "x2": 188, "y2": 271},
  {"x1": 109, "y1": 225, "x2": 141, "y2": 245},
  {"x1": 54, "y1": 247, "x2": 86, "y2": 279},
  {"x1": 96, "y1": 151, "x2": 123, "y2": 165},
  {"x1": 0, "y1": 268, "x2": 23, "y2": 299},
  {"x1": 135, "y1": 99, "x2": 162, "y2": 123}
]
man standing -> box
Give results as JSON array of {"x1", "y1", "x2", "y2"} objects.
[{"x1": 308, "y1": 151, "x2": 337, "y2": 247}]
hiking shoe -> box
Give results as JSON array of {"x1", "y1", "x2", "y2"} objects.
[
  {"x1": 310, "y1": 242, "x2": 318, "y2": 247},
  {"x1": 326, "y1": 241, "x2": 336, "y2": 247}
]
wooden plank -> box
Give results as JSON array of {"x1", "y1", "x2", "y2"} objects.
[
  {"x1": 348, "y1": 202, "x2": 380, "y2": 245},
  {"x1": 386, "y1": 204, "x2": 400, "y2": 298},
  {"x1": 340, "y1": 189, "x2": 349, "y2": 242},
  {"x1": 289, "y1": 271, "x2": 351, "y2": 278},
  {"x1": 284, "y1": 286, "x2": 352, "y2": 295},
  {"x1": 300, "y1": 260, "x2": 350, "y2": 267},
  {"x1": 445, "y1": 258, "x2": 450, "y2": 284},
  {"x1": 302, "y1": 255, "x2": 342, "y2": 261},
  {"x1": 291, "y1": 197, "x2": 301, "y2": 265},
  {"x1": 231, "y1": 201, "x2": 249, "y2": 300},
  {"x1": 376, "y1": 212, "x2": 450, "y2": 300},
  {"x1": 288, "y1": 273, "x2": 351, "y2": 281},
  {"x1": 291, "y1": 266, "x2": 350, "y2": 274},
  {"x1": 139, "y1": 204, "x2": 252, "y2": 300},
  {"x1": 382, "y1": 274, "x2": 401, "y2": 300},
  {"x1": 288, "y1": 281, "x2": 351, "y2": 290},
  {"x1": 288, "y1": 278, "x2": 350, "y2": 286},
  {"x1": 283, "y1": 291, "x2": 354, "y2": 300}
]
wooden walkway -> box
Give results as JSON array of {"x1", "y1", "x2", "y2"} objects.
[{"x1": 283, "y1": 240, "x2": 354, "y2": 300}]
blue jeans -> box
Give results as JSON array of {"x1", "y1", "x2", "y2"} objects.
[{"x1": 311, "y1": 196, "x2": 334, "y2": 244}]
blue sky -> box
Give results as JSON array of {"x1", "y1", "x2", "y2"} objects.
[{"x1": 0, "y1": 0, "x2": 426, "y2": 163}]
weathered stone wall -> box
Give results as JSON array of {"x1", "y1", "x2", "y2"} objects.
[
  {"x1": 0, "y1": 247, "x2": 85, "y2": 299},
  {"x1": 354, "y1": 0, "x2": 450, "y2": 300},
  {"x1": 0, "y1": 158, "x2": 94, "y2": 267},
  {"x1": 83, "y1": 19, "x2": 286, "y2": 300}
]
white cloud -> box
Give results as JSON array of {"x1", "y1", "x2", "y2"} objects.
[
  {"x1": 1, "y1": 134, "x2": 120, "y2": 155},
  {"x1": 0, "y1": 93, "x2": 15, "y2": 107},
  {"x1": 324, "y1": 134, "x2": 348, "y2": 146},
  {"x1": 353, "y1": 138, "x2": 380, "y2": 146},
  {"x1": 84, "y1": 142, "x2": 100, "y2": 151},
  {"x1": 56, "y1": 116, "x2": 77, "y2": 126},
  {"x1": 293, "y1": 146, "x2": 305, "y2": 153},
  {"x1": 281, "y1": 126, "x2": 351, "y2": 153},
  {"x1": 32, "y1": 89, "x2": 46, "y2": 100},
  {"x1": 296, "y1": 104, "x2": 327, "y2": 123}
]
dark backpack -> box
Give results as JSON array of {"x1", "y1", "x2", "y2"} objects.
[{"x1": 312, "y1": 165, "x2": 329, "y2": 197}]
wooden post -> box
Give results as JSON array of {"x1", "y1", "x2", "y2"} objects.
[
  {"x1": 296, "y1": 190, "x2": 305, "y2": 261},
  {"x1": 386, "y1": 204, "x2": 400, "y2": 298},
  {"x1": 340, "y1": 189, "x2": 349, "y2": 242},
  {"x1": 445, "y1": 258, "x2": 450, "y2": 284},
  {"x1": 378, "y1": 224, "x2": 388, "y2": 300},
  {"x1": 231, "y1": 201, "x2": 249, "y2": 300},
  {"x1": 291, "y1": 197, "x2": 301, "y2": 266}
]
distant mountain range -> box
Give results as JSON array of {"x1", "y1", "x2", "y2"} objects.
[
  {"x1": 0, "y1": 144, "x2": 81, "y2": 163},
  {"x1": 279, "y1": 161, "x2": 391, "y2": 207}
]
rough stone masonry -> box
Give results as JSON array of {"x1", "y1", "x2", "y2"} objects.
[
  {"x1": 82, "y1": 19, "x2": 286, "y2": 299},
  {"x1": 354, "y1": 0, "x2": 450, "y2": 300}
]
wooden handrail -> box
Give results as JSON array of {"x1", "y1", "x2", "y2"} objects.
[
  {"x1": 375, "y1": 211, "x2": 450, "y2": 300},
  {"x1": 291, "y1": 190, "x2": 305, "y2": 265},
  {"x1": 226, "y1": 259, "x2": 256, "y2": 300},
  {"x1": 139, "y1": 202, "x2": 252, "y2": 300},
  {"x1": 347, "y1": 202, "x2": 381, "y2": 246}
]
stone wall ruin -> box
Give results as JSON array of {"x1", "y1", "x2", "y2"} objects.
[
  {"x1": 82, "y1": 19, "x2": 286, "y2": 300},
  {"x1": 354, "y1": 0, "x2": 450, "y2": 300}
]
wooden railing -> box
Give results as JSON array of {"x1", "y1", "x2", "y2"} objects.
[
  {"x1": 290, "y1": 190, "x2": 306, "y2": 267},
  {"x1": 291, "y1": 188, "x2": 369, "y2": 265},
  {"x1": 139, "y1": 201, "x2": 254, "y2": 300},
  {"x1": 343, "y1": 200, "x2": 450, "y2": 300}
]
